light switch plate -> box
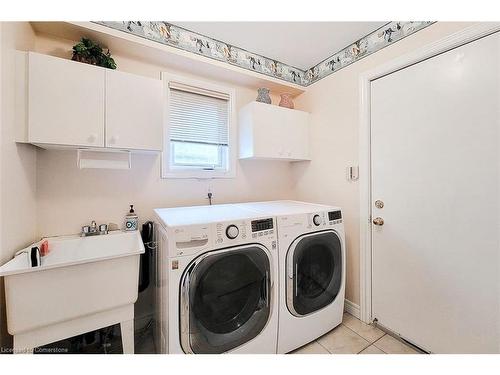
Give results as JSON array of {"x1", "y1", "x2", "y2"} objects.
[{"x1": 347, "y1": 166, "x2": 359, "y2": 181}]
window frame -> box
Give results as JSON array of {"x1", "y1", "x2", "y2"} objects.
[
  {"x1": 169, "y1": 141, "x2": 227, "y2": 170},
  {"x1": 161, "y1": 72, "x2": 237, "y2": 179}
]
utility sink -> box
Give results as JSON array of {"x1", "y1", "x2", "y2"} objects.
[{"x1": 0, "y1": 231, "x2": 144, "y2": 353}]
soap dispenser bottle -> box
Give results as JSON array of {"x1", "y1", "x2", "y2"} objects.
[{"x1": 125, "y1": 205, "x2": 138, "y2": 231}]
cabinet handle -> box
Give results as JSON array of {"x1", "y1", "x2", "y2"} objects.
[{"x1": 109, "y1": 135, "x2": 119, "y2": 144}]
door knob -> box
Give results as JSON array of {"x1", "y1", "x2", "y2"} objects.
[{"x1": 373, "y1": 217, "x2": 384, "y2": 226}]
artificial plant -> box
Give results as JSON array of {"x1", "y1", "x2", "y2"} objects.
[{"x1": 71, "y1": 37, "x2": 117, "y2": 69}]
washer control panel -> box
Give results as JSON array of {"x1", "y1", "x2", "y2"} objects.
[
  {"x1": 215, "y1": 217, "x2": 275, "y2": 245},
  {"x1": 250, "y1": 218, "x2": 274, "y2": 239},
  {"x1": 312, "y1": 214, "x2": 322, "y2": 226},
  {"x1": 216, "y1": 222, "x2": 247, "y2": 243},
  {"x1": 225, "y1": 224, "x2": 239, "y2": 239},
  {"x1": 251, "y1": 218, "x2": 273, "y2": 232}
]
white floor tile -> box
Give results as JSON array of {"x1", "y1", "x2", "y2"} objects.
[
  {"x1": 359, "y1": 344, "x2": 386, "y2": 354},
  {"x1": 373, "y1": 334, "x2": 419, "y2": 354},
  {"x1": 291, "y1": 341, "x2": 330, "y2": 354},
  {"x1": 317, "y1": 325, "x2": 370, "y2": 354},
  {"x1": 342, "y1": 313, "x2": 385, "y2": 343}
]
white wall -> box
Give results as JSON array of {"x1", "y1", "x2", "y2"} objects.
[
  {"x1": 33, "y1": 34, "x2": 298, "y2": 238},
  {"x1": 0, "y1": 23, "x2": 479, "y2": 348},
  {"x1": 0, "y1": 22, "x2": 37, "y2": 350},
  {"x1": 292, "y1": 22, "x2": 475, "y2": 305},
  {"x1": 36, "y1": 152, "x2": 296, "y2": 236}
]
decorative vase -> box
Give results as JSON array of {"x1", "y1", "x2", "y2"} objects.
[
  {"x1": 256, "y1": 88, "x2": 272, "y2": 104},
  {"x1": 279, "y1": 93, "x2": 294, "y2": 109}
]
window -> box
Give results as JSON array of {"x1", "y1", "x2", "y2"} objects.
[{"x1": 162, "y1": 74, "x2": 236, "y2": 178}]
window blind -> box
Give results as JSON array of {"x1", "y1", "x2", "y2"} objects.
[{"x1": 169, "y1": 84, "x2": 229, "y2": 146}]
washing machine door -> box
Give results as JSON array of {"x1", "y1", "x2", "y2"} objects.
[
  {"x1": 286, "y1": 230, "x2": 343, "y2": 317},
  {"x1": 180, "y1": 244, "x2": 271, "y2": 354}
]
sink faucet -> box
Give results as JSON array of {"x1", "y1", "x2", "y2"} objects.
[{"x1": 81, "y1": 221, "x2": 108, "y2": 237}]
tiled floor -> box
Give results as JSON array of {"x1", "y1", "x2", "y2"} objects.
[{"x1": 291, "y1": 313, "x2": 421, "y2": 354}]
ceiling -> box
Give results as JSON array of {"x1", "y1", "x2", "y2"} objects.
[{"x1": 174, "y1": 22, "x2": 387, "y2": 70}]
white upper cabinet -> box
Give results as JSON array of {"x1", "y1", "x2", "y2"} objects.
[
  {"x1": 239, "y1": 101, "x2": 310, "y2": 161},
  {"x1": 105, "y1": 69, "x2": 163, "y2": 151},
  {"x1": 25, "y1": 52, "x2": 163, "y2": 152},
  {"x1": 28, "y1": 52, "x2": 105, "y2": 147}
]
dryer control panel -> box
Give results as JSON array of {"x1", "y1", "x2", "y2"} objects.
[
  {"x1": 307, "y1": 210, "x2": 343, "y2": 228},
  {"x1": 328, "y1": 210, "x2": 343, "y2": 225},
  {"x1": 307, "y1": 212, "x2": 326, "y2": 228}
]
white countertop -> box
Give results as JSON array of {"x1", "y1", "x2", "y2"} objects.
[
  {"x1": 237, "y1": 200, "x2": 341, "y2": 216},
  {"x1": 154, "y1": 203, "x2": 266, "y2": 227}
]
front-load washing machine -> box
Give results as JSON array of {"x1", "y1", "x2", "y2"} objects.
[
  {"x1": 238, "y1": 201, "x2": 346, "y2": 353},
  {"x1": 153, "y1": 203, "x2": 278, "y2": 354}
]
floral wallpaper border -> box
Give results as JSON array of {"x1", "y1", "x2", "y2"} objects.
[
  {"x1": 305, "y1": 21, "x2": 434, "y2": 84},
  {"x1": 94, "y1": 21, "x2": 434, "y2": 87}
]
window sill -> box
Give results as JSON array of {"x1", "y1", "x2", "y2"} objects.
[{"x1": 161, "y1": 169, "x2": 236, "y2": 179}]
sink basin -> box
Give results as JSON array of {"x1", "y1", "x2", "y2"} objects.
[
  {"x1": 0, "y1": 231, "x2": 144, "y2": 277},
  {"x1": 0, "y1": 230, "x2": 144, "y2": 352}
]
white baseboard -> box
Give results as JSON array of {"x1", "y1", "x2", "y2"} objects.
[{"x1": 344, "y1": 299, "x2": 361, "y2": 319}]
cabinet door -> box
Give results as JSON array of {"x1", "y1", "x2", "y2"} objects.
[
  {"x1": 28, "y1": 52, "x2": 105, "y2": 147},
  {"x1": 253, "y1": 104, "x2": 309, "y2": 160},
  {"x1": 105, "y1": 70, "x2": 163, "y2": 151},
  {"x1": 251, "y1": 102, "x2": 283, "y2": 158},
  {"x1": 282, "y1": 109, "x2": 310, "y2": 160}
]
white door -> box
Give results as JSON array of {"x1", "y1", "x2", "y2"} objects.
[
  {"x1": 105, "y1": 69, "x2": 163, "y2": 151},
  {"x1": 370, "y1": 33, "x2": 500, "y2": 353},
  {"x1": 28, "y1": 52, "x2": 105, "y2": 147}
]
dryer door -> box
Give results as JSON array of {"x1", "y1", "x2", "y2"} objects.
[
  {"x1": 180, "y1": 245, "x2": 271, "y2": 353},
  {"x1": 286, "y1": 230, "x2": 343, "y2": 316}
]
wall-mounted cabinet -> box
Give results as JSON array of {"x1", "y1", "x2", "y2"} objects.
[
  {"x1": 239, "y1": 101, "x2": 310, "y2": 161},
  {"x1": 105, "y1": 69, "x2": 163, "y2": 151},
  {"x1": 28, "y1": 52, "x2": 106, "y2": 148},
  {"x1": 20, "y1": 52, "x2": 163, "y2": 152}
]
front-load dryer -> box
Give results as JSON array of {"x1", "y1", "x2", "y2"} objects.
[
  {"x1": 153, "y1": 203, "x2": 278, "y2": 354},
  {"x1": 238, "y1": 201, "x2": 346, "y2": 353}
]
